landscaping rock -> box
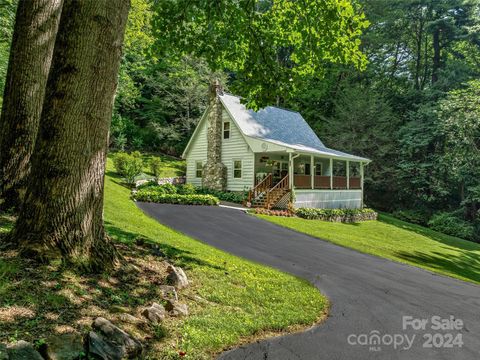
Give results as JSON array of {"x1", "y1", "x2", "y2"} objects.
[
  {"x1": 7, "y1": 341, "x2": 43, "y2": 360},
  {"x1": 166, "y1": 265, "x2": 189, "y2": 289},
  {"x1": 158, "y1": 285, "x2": 178, "y2": 301},
  {"x1": 141, "y1": 303, "x2": 166, "y2": 324},
  {"x1": 0, "y1": 344, "x2": 8, "y2": 360},
  {"x1": 150, "y1": 244, "x2": 165, "y2": 257},
  {"x1": 41, "y1": 332, "x2": 84, "y2": 360},
  {"x1": 118, "y1": 313, "x2": 145, "y2": 325},
  {"x1": 88, "y1": 317, "x2": 142, "y2": 360},
  {"x1": 164, "y1": 300, "x2": 189, "y2": 317},
  {"x1": 134, "y1": 236, "x2": 147, "y2": 247}
]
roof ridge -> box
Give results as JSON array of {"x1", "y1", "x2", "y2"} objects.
[{"x1": 220, "y1": 92, "x2": 300, "y2": 115}]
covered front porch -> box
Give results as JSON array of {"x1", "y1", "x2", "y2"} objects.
[{"x1": 252, "y1": 152, "x2": 365, "y2": 209}]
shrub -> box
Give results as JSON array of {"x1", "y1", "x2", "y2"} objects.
[
  {"x1": 176, "y1": 184, "x2": 196, "y2": 195},
  {"x1": 392, "y1": 209, "x2": 429, "y2": 226},
  {"x1": 150, "y1": 157, "x2": 163, "y2": 180},
  {"x1": 113, "y1": 152, "x2": 144, "y2": 185},
  {"x1": 295, "y1": 208, "x2": 377, "y2": 222},
  {"x1": 137, "y1": 180, "x2": 159, "y2": 190},
  {"x1": 159, "y1": 183, "x2": 177, "y2": 194},
  {"x1": 195, "y1": 188, "x2": 247, "y2": 204},
  {"x1": 254, "y1": 208, "x2": 294, "y2": 217},
  {"x1": 428, "y1": 212, "x2": 474, "y2": 240},
  {"x1": 133, "y1": 190, "x2": 219, "y2": 205}
]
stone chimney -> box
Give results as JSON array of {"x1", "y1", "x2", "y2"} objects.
[{"x1": 202, "y1": 80, "x2": 227, "y2": 190}]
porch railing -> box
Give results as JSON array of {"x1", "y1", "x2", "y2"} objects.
[
  {"x1": 314, "y1": 175, "x2": 330, "y2": 189},
  {"x1": 349, "y1": 177, "x2": 361, "y2": 189},
  {"x1": 292, "y1": 175, "x2": 362, "y2": 190},
  {"x1": 293, "y1": 175, "x2": 311, "y2": 189},
  {"x1": 266, "y1": 174, "x2": 289, "y2": 209},
  {"x1": 248, "y1": 173, "x2": 272, "y2": 203}
]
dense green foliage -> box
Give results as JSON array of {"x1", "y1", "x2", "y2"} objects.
[
  {"x1": 133, "y1": 189, "x2": 220, "y2": 205},
  {"x1": 295, "y1": 207, "x2": 377, "y2": 222},
  {"x1": 428, "y1": 211, "x2": 475, "y2": 241},
  {"x1": 153, "y1": 0, "x2": 368, "y2": 107},
  {"x1": 282, "y1": 0, "x2": 480, "y2": 238}
]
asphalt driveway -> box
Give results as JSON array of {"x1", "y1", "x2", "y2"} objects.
[{"x1": 137, "y1": 203, "x2": 480, "y2": 360}]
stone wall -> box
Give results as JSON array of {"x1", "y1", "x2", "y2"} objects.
[{"x1": 202, "y1": 81, "x2": 227, "y2": 190}]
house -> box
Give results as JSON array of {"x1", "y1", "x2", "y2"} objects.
[{"x1": 182, "y1": 83, "x2": 371, "y2": 209}]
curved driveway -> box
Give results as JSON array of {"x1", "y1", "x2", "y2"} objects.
[{"x1": 137, "y1": 203, "x2": 480, "y2": 360}]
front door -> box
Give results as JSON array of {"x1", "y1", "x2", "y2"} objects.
[{"x1": 272, "y1": 161, "x2": 288, "y2": 184}]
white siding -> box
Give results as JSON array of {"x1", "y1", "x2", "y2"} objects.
[
  {"x1": 185, "y1": 106, "x2": 254, "y2": 191},
  {"x1": 295, "y1": 190, "x2": 362, "y2": 209},
  {"x1": 221, "y1": 112, "x2": 255, "y2": 191},
  {"x1": 185, "y1": 119, "x2": 208, "y2": 187}
]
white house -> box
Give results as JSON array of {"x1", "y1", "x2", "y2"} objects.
[{"x1": 182, "y1": 84, "x2": 371, "y2": 209}]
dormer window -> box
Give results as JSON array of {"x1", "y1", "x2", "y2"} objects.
[{"x1": 223, "y1": 122, "x2": 230, "y2": 139}]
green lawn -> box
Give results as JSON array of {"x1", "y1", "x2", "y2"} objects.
[
  {"x1": 104, "y1": 159, "x2": 327, "y2": 358},
  {"x1": 257, "y1": 213, "x2": 480, "y2": 285}
]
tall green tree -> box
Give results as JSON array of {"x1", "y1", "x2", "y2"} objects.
[
  {"x1": 153, "y1": 0, "x2": 369, "y2": 107},
  {"x1": 0, "y1": 0, "x2": 63, "y2": 211},
  {"x1": 10, "y1": 0, "x2": 130, "y2": 270}
]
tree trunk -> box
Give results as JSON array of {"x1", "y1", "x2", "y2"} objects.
[
  {"x1": 11, "y1": 0, "x2": 130, "y2": 271},
  {"x1": 431, "y1": 28, "x2": 440, "y2": 84},
  {"x1": 0, "y1": 0, "x2": 63, "y2": 211}
]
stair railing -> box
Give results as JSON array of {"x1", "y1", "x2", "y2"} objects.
[
  {"x1": 266, "y1": 174, "x2": 289, "y2": 209},
  {"x1": 248, "y1": 173, "x2": 272, "y2": 205}
]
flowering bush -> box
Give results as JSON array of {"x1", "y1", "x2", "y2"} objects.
[
  {"x1": 295, "y1": 208, "x2": 377, "y2": 222},
  {"x1": 254, "y1": 208, "x2": 295, "y2": 217}
]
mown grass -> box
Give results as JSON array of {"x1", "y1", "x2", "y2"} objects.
[
  {"x1": 257, "y1": 213, "x2": 480, "y2": 285},
  {"x1": 103, "y1": 158, "x2": 327, "y2": 358},
  {"x1": 0, "y1": 158, "x2": 326, "y2": 359}
]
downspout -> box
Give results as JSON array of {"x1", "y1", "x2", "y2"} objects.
[
  {"x1": 290, "y1": 153, "x2": 300, "y2": 190},
  {"x1": 360, "y1": 162, "x2": 364, "y2": 208}
]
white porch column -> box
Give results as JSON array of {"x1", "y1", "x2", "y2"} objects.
[
  {"x1": 311, "y1": 155, "x2": 314, "y2": 189},
  {"x1": 360, "y1": 162, "x2": 364, "y2": 207},
  {"x1": 289, "y1": 152, "x2": 293, "y2": 190},
  {"x1": 346, "y1": 160, "x2": 350, "y2": 189},
  {"x1": 330, "y1": 158, "x2": 333, "y2": 190}
]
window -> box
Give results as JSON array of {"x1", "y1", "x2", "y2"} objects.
[
  {"x1": 315, "y1": 163, "x2": 323, "y2": 176},
  {"x1": 195, "y1": 161, "x2": 203, "y2": 178},
  {"x1": 233, "y1": 160, "x2": 242, "y2": 178},
  {"x1": 223, "y1": 122, "x2": 230, "y2": 139},
  {"x1": 304, "y1": 163, "x2": 311, "y2": 176}
]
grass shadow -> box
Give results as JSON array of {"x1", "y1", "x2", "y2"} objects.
[
  {"x1": 0, "y1": 241, "x2": 172, "y2": 345},
  {"x1": 105, "y1": 221, "x2": 223, "y2": 271},
  {"x1": 394, "y1": 247, "x2": 480, "y2": 283},
  {"x1": 379, "y1": 213, "x2": 479, "y2": 251}
]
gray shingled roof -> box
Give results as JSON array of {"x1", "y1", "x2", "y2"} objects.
[{"x1": 219, "y1": 93, "x2": 369, "y2": 162}]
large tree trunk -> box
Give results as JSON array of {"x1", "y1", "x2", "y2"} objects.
[
  {"x1": 0, "y1": 0, "x2": 63, "y2": 211},
  {"x1": 10, "y1": 0, "x2": 130, "y2": 271}
]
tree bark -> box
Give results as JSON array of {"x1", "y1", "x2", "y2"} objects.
[
  {"x1": 431, "y1": 27, "x2": 440, "y2": 84},
  {"x1": 10, "y1": 0, "x2": 130, "y2": 271},
  {"x1": 0, "y1": 0, "x2": 63, "y2": 211}
]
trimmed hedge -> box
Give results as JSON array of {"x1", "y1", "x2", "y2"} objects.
[
  {"x1": 133, "y1": 190, "x2": 219, "y2": 205},
  {"x1": 295, "y1": 208, "x2": 377, "y2": 222},
  {"x1": 195, "y1": 187, "x2": 247, "y2": 204}
]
